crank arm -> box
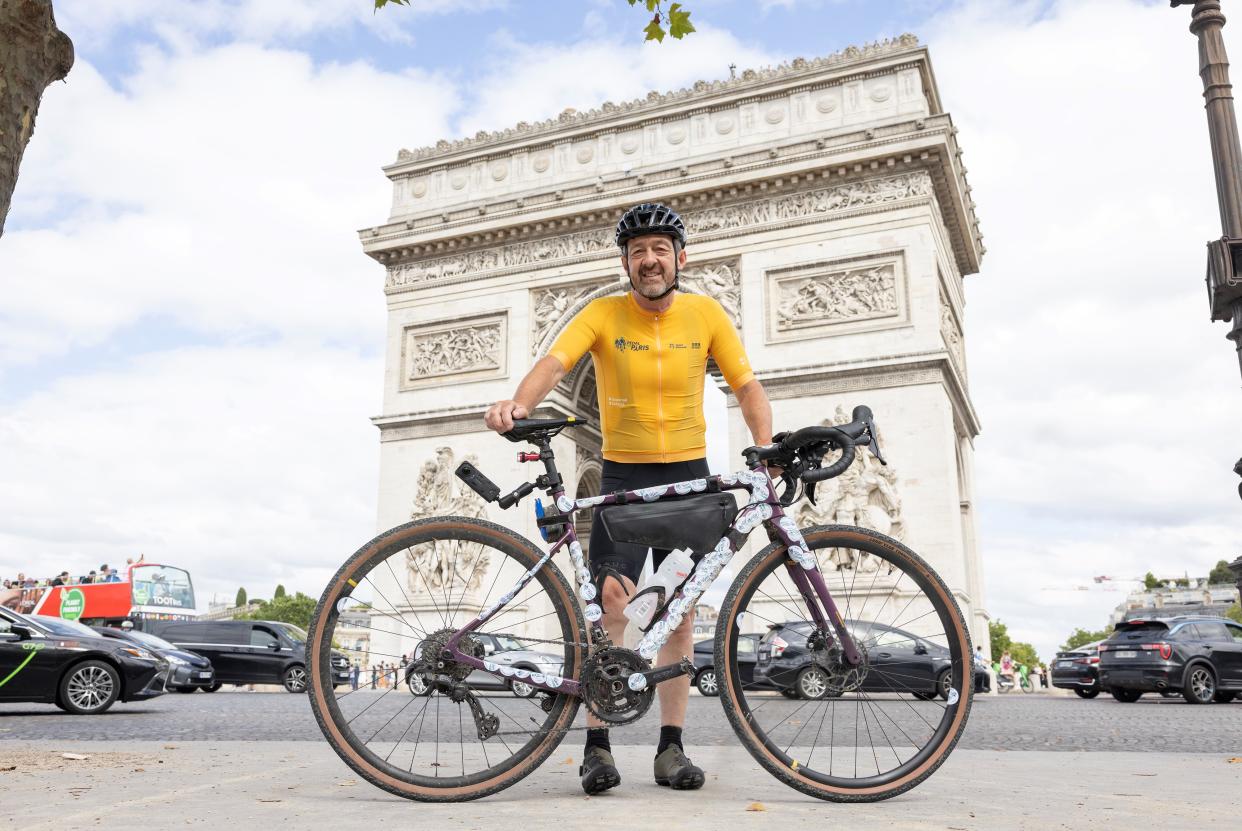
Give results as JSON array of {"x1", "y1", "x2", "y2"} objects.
[{"x1": 626, "y1": 657, "x2": 695, "y2": 691}]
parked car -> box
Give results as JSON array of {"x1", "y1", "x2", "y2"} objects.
[
  {"x1": 405, "y1": 632, "x2": 564, "y2": 697},
  {"x1": 754, "y1": 619, "x2": 990, "y2": 700},
  {"x1": 92, "y1": 626, "x2": 215, "y2": 692},
  {"x1": 143, "y1": 619, "x2": 350, "y2": 693},
  {"x1": 1051, "y1": 640, "x2": 1104, "y2": 698},
  {"x1": 0, "y1": 608, "x2": 168, "y2": 714},
  {"x1": 691, "y1": 634, "x2": 778, "y2": 696},
  {"x1": 1098, "y1": 615, "x2": 1242, "y2": 704}
]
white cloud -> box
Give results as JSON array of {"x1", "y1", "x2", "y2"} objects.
[
  {"x1": 0, "y1": 345, "x2": 382, "y2": 606},
  {"x1": 455, "y1": 24, "x2": 783, "y2": 137},
  {"x1": 1, "y1": 45, "x2": 458, "y2": 369},
  {"x1": 924, "y1": 0, "x2": 1242, "y2": 658}
]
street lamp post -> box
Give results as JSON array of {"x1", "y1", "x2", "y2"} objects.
[{"x1": 1172, "y1": 1, "x2": 1242, "y2": 499}]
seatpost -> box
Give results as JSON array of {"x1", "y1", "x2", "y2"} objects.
[{"x1": 535, "y1": 438, "x2": 563, "y2": 492}]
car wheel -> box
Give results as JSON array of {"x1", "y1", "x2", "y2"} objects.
[
  {"x1": 1213, "y1": 691, "x2": 1235, "y2": 703},
  {"x1": 174, "y1": 687, "x2": 197, "y2": 694},
  {"x1": 510, "y1": 671, "x2": 538, "y2": 699},
  {"x1": 779, "y1": 687, "x2": 799, "y2": 699},
  {"x1": 796, "y1": 666, "x2": 829, "y2": 700},
  {"x1": 696, "y1": 668, "x2": 719, "y2": 697},
  {"x1": 203, "y1": 682, "x2": 222, "y2": 693},
  {"x1": 1074, "y1": 688, "x2": 1100, "y2": 699},
  {"x1": 936, "y1": 669, "x2": 954, "y2": 701},
  {"x1": 1183, "y1": 664, "x2": 1216, "y2": 705},
  {"x1": 282, "y1": 665, "x2": 308, "y2": 693},
  {"x1": 406, "y1": 673, "x2": 431, "y2": 696},
  {"x1": 59, "y1": 660, "x2": 121, "y2": 715},
  {"x1": 1110, "y1": 688, "x2": 1142, "y2": 703}
]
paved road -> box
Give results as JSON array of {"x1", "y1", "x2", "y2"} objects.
[{"x1": 3, "y1": 688, "x2": 1242, "y2": 751}]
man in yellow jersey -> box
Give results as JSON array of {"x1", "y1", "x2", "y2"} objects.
[{"x1": 484, "y1": 202, "x2": 775, "y2": 795}]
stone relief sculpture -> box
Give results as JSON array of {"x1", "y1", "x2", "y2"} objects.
[
  {"x1": 408, "y1": 322, "x2": 501, "y2": 381},
  {"x1": 680, "y1": 260, "x2": 742, "y2": 329},
  {"x1": 531, "y1": 280, "x2": 611, "y2": 355},
  {"x1": 776, "y1": 263, "x2": 898, "y2": 329},
  {"x1": 386, "y1": 172, "x2": 933, "y2": 290},
  {"x1": 795, "y1": 406, "x2": 905, "y2": 575},
  {"x1": 940, "y1": 295, "x2": 966, "y2": 373},
  {"x1": 407, "y1": 447, "x2": 490, "y2": 595}
]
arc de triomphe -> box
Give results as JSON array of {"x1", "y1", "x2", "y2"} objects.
[{"x1": 358, "y1": 35, "x2": 988, "y2": 664}]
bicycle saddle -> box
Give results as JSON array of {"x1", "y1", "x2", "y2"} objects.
[{"x1": 500, "y1": 416, "x2": 589, "y2": 443}]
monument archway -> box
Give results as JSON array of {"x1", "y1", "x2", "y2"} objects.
[{"x1": 359, "y1": 35, "x2": 988, "y2": 665}]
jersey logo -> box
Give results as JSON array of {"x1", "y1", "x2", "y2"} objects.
[{"x1": 613, "y1": 337, "x2": 650, "y2": 353}]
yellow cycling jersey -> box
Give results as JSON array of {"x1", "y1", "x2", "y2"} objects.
[{"x1": 548, "y1": 291, "x2": 755, "y2": 463}]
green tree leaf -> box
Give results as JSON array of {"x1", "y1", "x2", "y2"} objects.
[
  {"x1": 668, "y1": 4, "x2": 695, "y2": 39},
  {"x1": 374, "y1": 0, "x2": 410, "y2": 10},
  {"x1": 1143, "y1": 571, "x2": 1160, "y2": 590},
  {"x1": 644, "y1": 16, "x2": 666, "y2": 42},
  {"x1": 240, "y1": 591, "x2": 317, "y2": 631},
  {"x1": 274, "y1": 584, "x2": 287, "y2": 599},
  {"x1": 988, "y1": 619, "x2": 1011, "y2": 663},
  {"x1": 235, "y1": 587, "x2": 247, "y2": 607},
  {"x1": 1227, "y1": 603, "x2": 1242, "y2": 625}
]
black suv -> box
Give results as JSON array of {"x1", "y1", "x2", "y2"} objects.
[
  {"x1": 1050, "y1": 640, "x2": 1104, "y2": 699},
  {"x1": 142, "y1": 619, "x2": 350, "y2": 693},
  {"x1": 1098, "y1": 616, "x2": 1242, "y2": 704}
]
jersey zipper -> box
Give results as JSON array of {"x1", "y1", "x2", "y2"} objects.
[{"x1": 654, "y1": 314, "x2": 666, "y2": 460}]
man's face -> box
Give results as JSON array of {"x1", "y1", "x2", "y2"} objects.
[{"x1": 621, "y1": 233, "x2": 686, "y2": 299}]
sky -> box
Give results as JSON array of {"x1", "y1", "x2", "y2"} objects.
[{"x1": 1, "y1": 0, "x2": 1239, "y2": 662}]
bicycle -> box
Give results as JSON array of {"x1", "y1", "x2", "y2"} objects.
[{"x1": 306, "y1": 405, "x2": 973, "y2": 802}]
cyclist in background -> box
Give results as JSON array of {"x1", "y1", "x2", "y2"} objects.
[{"x1": 485, "y1": 202, "x2": 777, "y2": 795}]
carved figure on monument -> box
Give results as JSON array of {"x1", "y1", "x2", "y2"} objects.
[
  {"x1": 796, "y1": 406, "x2": 905, "y2": 574},
  {"x1": 531, "y1": 281, "x2": 610, "y2": 355},
  {"x1": 406, "y1": 447, "x2": 490, "y2": 594},
  {"x1": 777, "y1": 263, "x2": 898, "y2": 329},
  {"x1": 409, "y1": 323, "x2": 501, "y2": 380},
  {"x1": 680, "y1": 260, "x2": 742, "y2": 329}
]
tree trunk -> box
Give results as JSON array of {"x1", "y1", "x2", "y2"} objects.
[{"x1": 0, "y1": 0, "x2": 73, "y2": 237}]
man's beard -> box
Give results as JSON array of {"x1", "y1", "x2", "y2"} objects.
[{"x1": 632, "y1": 265, "x2": 673, "y2": 298}]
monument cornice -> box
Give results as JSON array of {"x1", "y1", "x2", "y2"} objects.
[
  {"x1": 368, "y1": 147, "x2": 979, "y2": 291},
  {"x1": 384, "y1": 35, "x2": 933, "y2": 173}
]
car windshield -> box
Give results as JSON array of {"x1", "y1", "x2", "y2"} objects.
[
  {"x1": 33, "y1": 616, "x2": 100, "y2": 638},
  {"x1": 493, "y1": 635, "x2": 525, "y2": 652},
  {"x1": 276, "y1": 623, "x2": 308, "y2": 645},
  {"x1": 123, "y1": 629, "x2": 177, "y2": 651}
]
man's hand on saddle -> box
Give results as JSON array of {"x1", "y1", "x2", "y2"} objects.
[{"x1": 485, "y1": 400, "x2": 529, "y2": 433}]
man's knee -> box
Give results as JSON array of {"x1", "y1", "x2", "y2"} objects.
[{"x1": 600, "y1": 574, "x2": 632, "y2": 615}]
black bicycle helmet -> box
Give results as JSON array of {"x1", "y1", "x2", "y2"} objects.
[{"x1": 614, "y1": 202, "x2": 687, "y2": 249}]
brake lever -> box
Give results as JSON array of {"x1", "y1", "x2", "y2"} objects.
[{"x1": 863, "y1": 421, "x2": 886, "y2": 466}]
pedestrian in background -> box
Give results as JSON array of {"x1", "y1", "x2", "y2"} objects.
[
  {"x1": 370, "y1": 665, "x2": 377, "y2": 690},
  {"x1": 350, "y1": 661, "x2": 360, "y2": 691}
]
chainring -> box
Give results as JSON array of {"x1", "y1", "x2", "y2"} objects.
[{"x1": 582, "y1": 647, "x2": 654, "y2": 725}]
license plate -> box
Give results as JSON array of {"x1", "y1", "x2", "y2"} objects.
[
  {"x1": 197, "y1": 672, "x2": 211, "y2": 678},
  {"x1": 1115, "y1": 651, "x2": 1137, "y2": 659},
  {"x1": 1058, "y1": 661, "x2": 1072, "y2": 668}
]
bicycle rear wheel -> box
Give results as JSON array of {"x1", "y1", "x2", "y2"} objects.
[
  {"x1": 307, "y1": 516, "x2": 585, "y2": 802},
  {"x1": 717, "y1": 524, "x2": 972, "y2": 802}
]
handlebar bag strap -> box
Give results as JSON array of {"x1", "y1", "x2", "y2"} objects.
[{"x1": 598, "y1": 493, "x2": 739, "y2": 554}]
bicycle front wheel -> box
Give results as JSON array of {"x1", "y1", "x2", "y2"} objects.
[
  {"x1": 307, "y1": 516, "x2": 585, "y2": 802},
  {"x1": 716, "y1": 524, "x2": 973, "y2": 802}
]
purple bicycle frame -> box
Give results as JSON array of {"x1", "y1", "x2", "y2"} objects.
[{"x1": 444, "y1": 463, "x2": 863, "y2": 698}]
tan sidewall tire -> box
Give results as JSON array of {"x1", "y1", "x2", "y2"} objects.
[
  {"x1": 307, "y1": 516, "x2": 586, "y2": 802},
  {"x1": 716, "y1": 524, "x2": 973, "y2": 802}
]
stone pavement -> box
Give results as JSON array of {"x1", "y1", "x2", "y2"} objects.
[{"x1": 1, "y1": 742, "x2": 1238, "y2": 830}]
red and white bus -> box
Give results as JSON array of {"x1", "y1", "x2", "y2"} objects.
[{"x1": 2, "y1": 563, "x2": 198, "y2": 625}]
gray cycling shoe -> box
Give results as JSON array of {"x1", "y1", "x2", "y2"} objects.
[
  {"x1": 653, "y1": 745, "x2": 705, "y2": 790},
  {"x1": 579, "y1": 746, "x2": 621, "y2": 795}
]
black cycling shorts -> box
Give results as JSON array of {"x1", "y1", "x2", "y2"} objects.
[{"x1": 587, "y1": 457, "x2": 711, "y2": 594}]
